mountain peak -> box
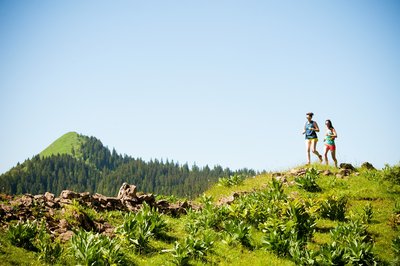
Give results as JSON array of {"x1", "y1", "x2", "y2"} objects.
[{"x1": 40, "y1": 131, "x2": 85, "y2": 158}]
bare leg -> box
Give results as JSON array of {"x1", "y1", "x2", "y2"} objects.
[
  {"x1": 331, "y1": 149, "x2": 338, "y2": 168},
  {"x1": 305, "y1": 140, "x2": 311, "y2": 165},
  {"x1": 311, "y1": 139, "x2": 323, "y2": 163},
  {"x1": 324, "y1": 145, "x2": 329, "y2": 165}
]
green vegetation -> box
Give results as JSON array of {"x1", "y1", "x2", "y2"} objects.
[
  {"x1": 117, "y1": 203, "x2": 168, "y2": 254},
  {"x1": 218, "y1": 174, "x2": 246, "y2": 187},
  {"x1": 0, "y1": 133, "x2": 255, "y2": 198},
  {"x1": 40, "y1": 131, "x2": 85, "y2": 158},
  {"x1": 168, "y1": 233, "x2": 215, "y2": 265},
  {"x1": 7, "y1": 220, "x2": 40, "y2": 251},
  {"x1": 295, "y1": 167, "x2": 321, "y2": 192},
  {"x1": 319, "y1": 194, "x2": 348, "y2": 221},
  {"x1": 1, "y1": 163, "x2": 400, "y2": 265},
  {"x1": 383, "y1": 163, "x2": 400, "y2": 184},
  {"x1": 5, "y1": 220, "x2": 64, "y2": 265},
  {"x1": 70, "y1": 229, "x2": 126, "y2": 265}
]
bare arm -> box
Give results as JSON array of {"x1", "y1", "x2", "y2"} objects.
[
  {"x1": 331, "y1": 128, "x2": 338, "y2": 138},
  {"x1": 312, "y1": 122, "x2": 320, "y2": 132}
]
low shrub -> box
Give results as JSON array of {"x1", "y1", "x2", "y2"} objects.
[
  {"x1": 227, "y1": 191, "x2": 272, "y2": 226},
  {"x1": 185, "y1": 195, "x2": 225, "y2": 233},
  {"x1": 362, "y1": 203, "x2": 373, "y2": 224},
  {"x1": 218, "y1": 174, "x2": 245, "y2": 187},
  {"x1": 318, "y1": 242, "x2": 347, "y2": 265},
  {"x1": 382, "y1": 163, "x2": 400, "y2": 184},
  {"x1": 222, "y1": 219, "x2": 252, "y2": 248},
  {"x1": 319, "y1": 219, "x2": 377, "y2": 265},
  {"x1": 118, "y1": 213, "x2": 152, "y2": 254},
  {"x1": 330, "y1": 220, "x2": 369, "y2": 244},
  {"x1": 139, "y1": 203, "x2": 168, "y2": 238},
  {"x1": 261, "y1": 201, "x2": 316, "y2": 258},
  {"x1": 226, "y1": 180, "x2": 288, "y2": 226},
  {"x1": 100, "y1": 235, "x2": 126, "y2": 265},
  {"x1": 169, "y1": 232, "x2": 215, "y2": 265},
  {"x1": 319, "y1": 194, "x2": 348, "y2": 221},
  {"x1": 36, "y1": 223, "x2": 63, "y2": 264},
  {"x1": 261, "y1": 218, "x2": 302, "y2": 257},
  {"x1": 7, "y1": 220, "x2": 39, "y2": 251},
  {"x1": 117, "y1": 202, "x2": 168, "y2": 253},
  {"x1": 392, "y1": 235, "x2": 400, "y2": 260},
  {"x1": 268, "y1": 178, "x2": 287, "y2": 201},
  {"x1": 7, "y1": 220, "x2": 64, "y2": 263},
  {"x1": 70, "y1": 229, "x2": 125, "y2": 265},
  {"x1": 70, "y1": 229, "x2": 104, "y2": 265},
  {"x1": 170, "y1": 242, "x2": 190, "y2": 266},
  {"x1": 285, "y1": 201, "x2": 316, "y2": 241},
  {"x1": 295, "y1": 168, "x2": 321, "y2": 192},
  {"x1": 289, "y1": 241, "x2": 319, "y2": 266},
  {"x1": 184, "y1": 233, "x2": 214, "y2": 259},
  {"x1": 37, "y1": 239, "x2": 63, "y2": 265}
]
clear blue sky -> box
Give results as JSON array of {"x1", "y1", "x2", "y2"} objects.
[{"x1": 1, "y1": 0, "x2": 399, "y2": 174}]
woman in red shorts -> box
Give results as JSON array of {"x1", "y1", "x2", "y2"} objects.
[{"x1": 323, "y1": 119, "x2": 338, "y2": 168}]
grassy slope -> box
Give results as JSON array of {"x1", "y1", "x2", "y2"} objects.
[
  {"x1": 204, "y1": 163, "x2": 400, "y2": 263},
  {"x1": 40, "y1": 131, "x2": 84, "y2": 158},
  {"x1": 0, "y1": 231, "x2": 42, "y2": 266},
  {"x1": 1, "y1": 163, "x2": 399, "y2": 265}
]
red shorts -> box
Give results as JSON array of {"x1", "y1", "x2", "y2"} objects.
[{"x1": 325, "y1": 144, "x2": 336, "y2": 151}]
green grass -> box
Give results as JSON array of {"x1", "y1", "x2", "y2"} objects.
[
  {"x1": 130, "y1": 215, "x2": 293, "y2": 266},
  {"x1": 0, "y1": 231, "x2": 42, "y2": 266},
  {"x1": 40, "y1": 131, "x2": 85, "y2": 158},
  {"x1": 203, "y1": 164, "x2": 400, "y2": 264},
  {"x1": 1, "y1": 163, "x2": 400, "y2": 265},
  {"x1": 204, "y1": 173, "x2": 273, "y2": 203}
]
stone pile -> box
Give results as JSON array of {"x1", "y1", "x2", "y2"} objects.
[{"x1": 0, "y1": 183, "x2": 194, "y2": 241}]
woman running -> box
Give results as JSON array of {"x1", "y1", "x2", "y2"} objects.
[
  {"x1": 303, "y1": 112, "x2": 323, "y2": 165},
  {"x1": 324, "y1": 119, "x2": 338, "y2": 168}
]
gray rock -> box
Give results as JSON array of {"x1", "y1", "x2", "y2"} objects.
[
  {"x1": 336, "y1": 173, "x2": 344, "y2": 179},
  {"x1": 339, "y1": 169, "x2": 351, "y2": 176},
  {"x1": 59, "y1": 230, "x2": 74, "y2": 242},
  {"x1": 79, "y1": 192, "x2": 91, "y2": 202},
  {"x1": 361, "y1": 162, "x2": 376, "y2": 170},
  {"x1": 60, "y1": 190, "x2": 80, "y2": 200},
  {"x1": 44, "y1": 192, "x2": 55, "y2": 201},
  {"x1": 137, "y1": 193, "x2": 155, "y2": 204},
  {"x1": 323, "y1": 170, "x2": 333, "y2": 176},
  {"x1": 117, "y1": 182, "x2": 137, "y2": 200},
  {"x1": 339, "y1": 163, "x2": 355, "y2": 171}
]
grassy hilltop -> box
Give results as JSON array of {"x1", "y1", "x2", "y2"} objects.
[
  {"x1": 1, "y1": 163, "x2": 400, "y2": 265},
  {"x1": 40, "y1": 132, "x2": 85, "y2": 158}
]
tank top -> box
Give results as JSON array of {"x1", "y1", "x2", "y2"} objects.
[
  {"x1": 325, "y1": 129, "x2": 335, "y2": 145},
  {"x1": 305, "y1": 121, "x2": 318, "y2": 139}
]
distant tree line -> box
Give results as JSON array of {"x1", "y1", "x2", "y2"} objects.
[{"x1": 0, "y1": 136, "x2": 256, "y2": 198}]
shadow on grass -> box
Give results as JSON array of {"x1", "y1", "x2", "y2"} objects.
[
  {"x1": 157, "y1": 232, "x2": 179, "y2": 244},
  {"x1": 315, "y1": 226, "x2": 333, "y2": 234}
]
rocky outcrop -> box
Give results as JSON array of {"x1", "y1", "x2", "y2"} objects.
[
  {"x1": 0, "y1": 183, "x2": 195, "y2": 241},
  {"x1": 217, "y1": 192, "x2": 240, "y2": 206},
  {"x1": 323, "y1": 170, "x2": 333, "y2": 176},
  {"x1": 339, "y1": 163, "x2": 356, "y2": 171},
  {"x1": 117, "y1": 182, "x2": 137, "y2": 200},
  {"x1": 334, "y1": 163, "x2": 356, "y2": 178},
  {"x1": 361, "y1": 162, "x2": 376, "y2": 170},
  {"x1": 290, "y1": 168, "x2": 307, "y2": 176},
  {"x1": 1, "y1": 183, "x2": 195, "y2": 217}
]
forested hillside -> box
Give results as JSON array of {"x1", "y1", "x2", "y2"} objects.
[{"x1": 0, "y1": 132, "x2": 255, "y2": 198}]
